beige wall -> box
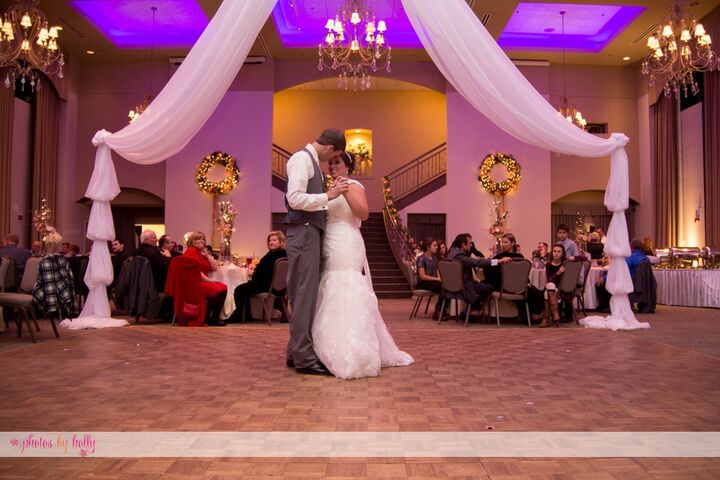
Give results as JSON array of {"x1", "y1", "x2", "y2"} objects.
[{"x1": 272, "y1": 88, "x2": 447, "y2": 211}]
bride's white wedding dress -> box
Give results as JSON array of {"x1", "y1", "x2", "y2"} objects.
[{"x1": 312, "y1": 179, "x2": 414, "y2": 380}]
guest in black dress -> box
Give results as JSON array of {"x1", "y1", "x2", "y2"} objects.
[{"x1": 230, "y1": 231, "x2": 287, "y2": 322}]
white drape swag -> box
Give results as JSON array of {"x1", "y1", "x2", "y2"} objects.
[
  {"x1": 78, "y1": 0, "x2": 278, "y2": 323},
  {"x1": 78, "y1": 0, "x2": 647, "y2": 331}
]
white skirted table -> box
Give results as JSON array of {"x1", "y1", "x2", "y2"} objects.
[
  {"x1": 529, "y1": 267, "x2": 606, "y2": 310},
  {"x1": 654, "y1": 269, "x2": 720, "y2": 308},
  {"x1": 209, "y1": 265, "x2": 249, "y2": 319}
]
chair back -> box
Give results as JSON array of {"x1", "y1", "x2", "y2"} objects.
[
  {"x1": 270, "y1": 258, "x2": 289, "y2": 294},
  {"x1": 404, "y1": 261, "x2": 418, "y2": 289},
  {"x1": 166, "y1": 256, "x2": 205, "y2": 326},
  {"x1": 19, "y1": 257, "x2": 42, "y2": 294},
  {"x1": 68, "y1": 255, "x2": 89, "y2": 296},
  {"x1": 438, "y1": 259, "x2": 464, "y2": 294},
  {"x1": 500, "y1": 259, "x2": 531, "y2": 295},
  {"x1": 0, "y1": 257, "x2": 14, "y2": 292},
  {"x1": 558, "y1": 260, "x2": 583, "y2": 294}
]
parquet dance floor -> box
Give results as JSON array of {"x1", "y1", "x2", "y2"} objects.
[{"x1": 1, "y1": 301, "x2": 719, "y2": 478}]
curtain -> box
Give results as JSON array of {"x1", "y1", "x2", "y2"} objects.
[
  {"x1": 79, "y1": 0, "x2": 277, "y2": 321},
  {"x1": 704, "y1": 71, "x2": 719, "y2": 246},
  {"x1": 652, "y1": 94, "x2": 679, "y2": 248},
  {"x1": 31, "y1": 75, "x2": 61, "y2": 241},
  {"x1": 0, "y1": 68, "x2": 13, "y2": 236},
  {"x1": 401, "y1": 0, "x2": 646, "y2": 330}
]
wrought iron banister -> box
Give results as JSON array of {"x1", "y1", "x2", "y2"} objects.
[
  {"x1": 381, "y1": 177, "x2": 417, "y2": 285},
  {"x1": 385, "y1": 143, "x2": 447, "y2": 200},
  {"x1": 271, "y1": 144, "x2": 292, "y2": 181}
]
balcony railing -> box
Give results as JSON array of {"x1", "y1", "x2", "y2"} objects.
[{"x1": 385, "y1": 143, "x2": 447, "y2": 201}]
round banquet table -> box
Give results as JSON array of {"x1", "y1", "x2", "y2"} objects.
[{"x1": 209, "y1": 265, "x2": 249, "y2": 319}]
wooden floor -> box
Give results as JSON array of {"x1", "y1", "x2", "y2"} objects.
[{"x1": 1, "y1": 301, "x2": 719, "y2": 479}]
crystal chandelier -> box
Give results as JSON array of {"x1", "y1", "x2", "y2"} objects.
[
  {"x1": 641, "y1": 0, "x2": 718, "y2": 98},
  {"x1": 318, "y1": 0, "x2": 391, "y2": 91},
  {"x1": 557, "y1": 11, "x2": 587, "y2": 129},
  {"x1": 0, "y1": 0, "x2": 63, "y2": 92},
  {"x1": 128, "y1": 6, "x2": 157, "y2": 124}
]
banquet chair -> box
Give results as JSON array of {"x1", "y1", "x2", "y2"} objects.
[
  {"x1": 573, "y1": 260, "x2": 592, "y2": 318},
  {"x1": 0, "y1": 257, "x2": 14, "y2": 328},
  {"x1": 68, "y1": 255, "x2": 89, "y2": 311},
  {"x1": 403, "y1": 261, "x2": 437, "y2": 320},
  {"x1": 557, "y1": 260, "x2": 584, "y2": 321},
  {"x1": 245, "y1": 258, "x2": 288, "y2": 326},
  {"x1": 629, "y1": 260, "x2": 656, "y2": 313},
  {"x1": 165, "y1": 256, "x2": 206, "y2": 327},
  {"x1": 437, "y1": 259, "x2": 472, "y2": 326},
  {"x1": 0, "y1": 257, "x2": 56, "y2": 342},
  {"x1": 490, "y1": 259, "x2": 532, "y2": 328}
]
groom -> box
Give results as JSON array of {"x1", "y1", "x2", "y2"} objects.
[{"x1": 284, "y1": 128, "x2": 348, "y2": 375}]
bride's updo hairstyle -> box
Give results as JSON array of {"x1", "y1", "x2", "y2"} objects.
[{"x1": 340, "y1": 151, "x2": 356, "y2": 174}]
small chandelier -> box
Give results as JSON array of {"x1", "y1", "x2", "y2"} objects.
[
  {"x1": 642, "y1": 0, "x2": 718, "y2": 98},
  {"x1": 557, "y1": 11, "x2": 587, "y2": 129},
  {"x1": 318, "y1": 0, "x2": 391, "y2": 91},
  {"x1": 129, "y1": 6, "x2": 157, "y2": 124},
  {"x1": 0, "y1": 0, "x2": 64, "y2": 92}
]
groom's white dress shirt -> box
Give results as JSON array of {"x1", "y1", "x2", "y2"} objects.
[{"x1": 286, "y1": 144, "x2": 329, "y2": 212}]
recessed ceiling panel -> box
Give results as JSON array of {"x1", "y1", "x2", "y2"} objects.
[
  {"x1": 272, "y1": 0, "x2": 422, "y2": 49},
  {"x1": 71, "y1": 0, "x2": 209, "y2": 48},
  {"x1": 498, "y1": 3, "x2": 645, "y2": 53}
]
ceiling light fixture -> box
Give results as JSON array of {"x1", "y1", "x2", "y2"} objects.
[
  {"x1": 128, "y1": 6, "x2": 156, "y2": 124},
  {"x1": 317, "y1": 0, "x2": 391, "y2": 91},
  {"x1": 0, "y1": 0, "x2": 64, "y2": 91},
  {"x1": 557, "y1": 11, "x2": 587, "y2": 130},
  {"x1": 642, "y1": 0, "x2": 718, "y2": 97}
]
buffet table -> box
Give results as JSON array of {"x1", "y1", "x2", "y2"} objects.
[{"x1": 654, "y1": 269, "x2": 720, "y2": 308}]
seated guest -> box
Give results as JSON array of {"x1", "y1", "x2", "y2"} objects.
[
  {"x1": 531, "y1": 242, "x2": 549, "y2": 264},
  {"x1": 595, "y1": 238, "x2": 649, "y2": 312},
  {"x1": 556, "y1": 224, "x2": 580, "y2": 258},
  {"x1": 61, "y1": 242, "x2": 71, "y2": 256},
  {"x1": 110, "y1": 238, "x2": 128, "y2": 288},
  {"x1": 447, "y1": 233, "x2": 510, "y2": 314},
  {"x1": 0, "y1": 234, "x2": 31, "y2": 284},
  {"x1": 416, "y1": 237, "x2": 444, "y2": 319},
  {"x1": 31, "y1": 241, "x2": 43, "y2": 257},
  {"x1": 466, "y1": 233, "x2": 485, "y2": 258},
  {"x1": 136, "y1": 230, "x2": 172, "y2": 292},
  {"x1": 159, "y1": 234, "x2": 181, "y2": 257},
  {"x1": 482, "y1": 233, "x2": 524, "y2": 291},
  {"x1": 641, "y1": 236, "x2": 655, "y2": 256},
  {"x1": 596, "y1": 228, "x2": 607, "y2": 244},
  {"x1": 437, "y1": 240, "x2": 447, "y2": 260},
  {"x1": 69, "y1": 244, "x2": 80, "y2": 257},
  {"x1": 539, "y1": 243, "x2": 588, "y2": 326},
  {"x1": 231, "y1": 231, "x2": 287, "y2": 322},
  {"x1": 184, "y1": 231, "x2": 227, "y2": 326},
  {"x1": 586, "y1": 232, "x2": 604, "y2": 260}
]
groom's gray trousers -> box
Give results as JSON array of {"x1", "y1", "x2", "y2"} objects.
[{"x1": 286, "y1": 223, "x2": 322, "y2": 368}]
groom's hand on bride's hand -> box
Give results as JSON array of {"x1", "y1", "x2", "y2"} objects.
[{"x1": 327, "y1": 177, "x2": 349, "y2": 200}]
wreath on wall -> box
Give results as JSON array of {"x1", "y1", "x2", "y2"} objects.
[
  {"x1": 195, "y1": 151, "x2": 240, "y2": 195},
  {"x1": 478, "y1": 152, "x2": 521, "y2": 195}
]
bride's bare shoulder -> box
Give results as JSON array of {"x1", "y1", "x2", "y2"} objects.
[{"x1": 347, "y1": 178, "x2": 365, "y2": 189}]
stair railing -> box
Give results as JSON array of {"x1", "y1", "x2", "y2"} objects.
[
  {"x1": 385, "y1": 143, "x2": 447, "y2": 201},
  {"x1": 272, "y1": 144, "x2": 292, "y2": 181},
  {"x1": 381, "y1": 177, "x2": 416, "y2": 285}
]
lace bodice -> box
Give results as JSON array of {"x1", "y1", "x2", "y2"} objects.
[{"x1": 327, "y1": 179, "x2": 363, "y2": 228}]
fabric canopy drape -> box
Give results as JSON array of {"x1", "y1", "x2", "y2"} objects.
[
  {"x1": 77, "y1": 0, "x2": 277, "y2": 325},
  {"x1": 400, "y1": 0, "x2": 648, "y2": 330}
]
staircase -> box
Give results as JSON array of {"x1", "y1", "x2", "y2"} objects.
[{"x1": 361, "y1": 213, "x2": 412, "y2": 299}]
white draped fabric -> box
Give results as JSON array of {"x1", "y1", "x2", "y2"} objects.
[
  {"x1": 77, "y1": 0, "x2": 647, "y2": 331},
  {"x1": 401, "y1": 0, "x2": 648, "y2": 331},
  {"x1": 73, "y1": 0, "x2": 277, "y2": 327}
]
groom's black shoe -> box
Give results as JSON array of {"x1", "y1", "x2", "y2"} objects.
[
  {"x1": 286, "y1": 358, "x2": 295, "y2": 368},
  {"x1": 295, "y1": 361, "x2": 331, "y2": 376}
]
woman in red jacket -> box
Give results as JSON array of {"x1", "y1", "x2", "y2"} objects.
[{"x1": 184, "y1": 231, "x2": 228, "y2": 326}]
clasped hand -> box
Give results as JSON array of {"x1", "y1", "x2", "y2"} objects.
[{"x1": 327, "y1": 176, "x2": 349, "y2": 200}]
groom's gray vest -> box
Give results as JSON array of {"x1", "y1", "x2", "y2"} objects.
[{"x1": 283, "y1": 148, "x2": 326, "y2": 231}]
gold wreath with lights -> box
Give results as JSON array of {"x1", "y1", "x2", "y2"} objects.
[
  {"x1": 195, "y1": 151, "x2": 240, "y2": 195},
  {"x1": 478, "y1": 152, "x2": 521, "y2": 195}
]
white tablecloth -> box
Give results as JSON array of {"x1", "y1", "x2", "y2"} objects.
[
  {"x1": 654, "y1": 269, "x2": 720, "y2": 308},
  {"x1": 210, "y1": 265, "x2": 249, "y2": 319},
  {"x1": 529, "y1": 267, "x2": 606, "y2": 310}
]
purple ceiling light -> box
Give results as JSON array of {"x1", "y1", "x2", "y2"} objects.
[
  {"x1": 272, "y1": 0, "x2": 422, "y2": 49},
  {"x1": 71, "y1": 0, "x2": 209, "y2": 48},
  {"x1": 498, "y1": 3, "x2": 645, "y2": 53}
]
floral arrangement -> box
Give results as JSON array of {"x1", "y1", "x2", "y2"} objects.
[
  {"x1": 488, "y1": 198, "x2": 509, "y2": 250},
  {"x1": 478, "y1": 152, "x2": 521, "y2": 196},
  {"x1": 575, "y1": 212, "x2": 588, "y2": 246},
  {"x1": 32, "y1": 198, "x2": 53, "y2": 241},
  {"x1": 348, "y1": 142, "x2": 371, "y2": 162},
  {"x1": 216, "y1": 201, "x2": 238, "y2": 237},
  {"x1": 196, "y1": 151, "x2": 240, "y2": 195},
  {"x1": 382, "y1": 176, "x2": 417, "y2": 252}
]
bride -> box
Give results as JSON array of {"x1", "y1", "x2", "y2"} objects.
[{"x1": 312, "y1": 152, "x2": 414, "y2": 380}]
